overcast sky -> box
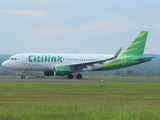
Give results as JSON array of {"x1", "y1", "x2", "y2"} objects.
[{"x1": 0, "y1": 0, "x2": 160, "y2": 55}]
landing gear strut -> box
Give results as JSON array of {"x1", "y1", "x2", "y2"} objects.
[{"x1": 21, "y1": 71, "x2": 25, "y2": 79}]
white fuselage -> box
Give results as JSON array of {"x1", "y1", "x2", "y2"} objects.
[{"x1": 2, "y1": 53, "x2": 114, "y2": 72}]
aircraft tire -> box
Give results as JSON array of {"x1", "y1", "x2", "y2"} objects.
[
  {"x1": 76, "y1": 74, "x2": 82, "y2": 79},
  {"x1": 68, "y1": 74, "x2": 73, "y2": 79},
  {"x1": 21, "y1": 75, "x2": 25, "y2": 79}
]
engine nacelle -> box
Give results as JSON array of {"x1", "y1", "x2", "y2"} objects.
[
  {"x1": 54, "y1": 66, "x2": 71, "y2": 76},
  {"x1": 42, "y1": 70, "x2": 54, "y2": 76}
]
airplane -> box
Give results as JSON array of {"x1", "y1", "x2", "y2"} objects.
[{"x1": 2, "y1": 31, "x2": 154, "y2": 79}]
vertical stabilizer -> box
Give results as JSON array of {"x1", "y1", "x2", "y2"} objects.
[{"x1": 121, "y1": 31, "x2": 148, "y2": 56}]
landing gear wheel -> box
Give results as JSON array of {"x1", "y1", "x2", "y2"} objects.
[
  {"x1": 21, "y1": 70, "x2": 25, "y2": 79},
  {"x1": 76, "y1": 74, "x2": 82, "y2": 79},
  {"x1": 21, "y1": 75, "x2": 25, "y2": 79},
  {"x1": 68, "y1": 74, "x2": 73, "y2": 79}
]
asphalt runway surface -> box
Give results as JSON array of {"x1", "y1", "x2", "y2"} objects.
[{"x1": 0, "y1": 78, "x2": 159, "y2": 82}]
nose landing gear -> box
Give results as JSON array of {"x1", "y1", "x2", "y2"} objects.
[{"x1": 21, "y1": 71, "x2": 25, "y2": 79}]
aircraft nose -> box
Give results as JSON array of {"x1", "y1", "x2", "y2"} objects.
[{"x1": 2, "y1": 61, "x2": 9, "y2": 68}]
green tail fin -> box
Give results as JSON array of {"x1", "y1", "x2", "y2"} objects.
[{"x1": 121, "y1": 31, "x2": 148, "y2": 56}]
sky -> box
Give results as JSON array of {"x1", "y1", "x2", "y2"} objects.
[{"x1": 0, "y1": 0, "x2": 160, "y2": 54}]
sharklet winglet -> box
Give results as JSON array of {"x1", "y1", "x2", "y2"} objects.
[{"x1": 114, "y1": 47, "x2": 122, "y2": 58}]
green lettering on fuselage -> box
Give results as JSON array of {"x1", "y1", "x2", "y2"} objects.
[
  {"x1": 48, "y1": 55, "x2": 50, "y2": 62},
  {"x1": 34, "y1": 55, "x2": 36, "y2": 62},
  {"x1": 28, "y1": 55, "x2": 33, "y2": 62},
  {"x1": 57, "y1": 56, "x2": 62, "y2": 62},
  {"x1": 45, "y1": 55, "x2": 48, "y2": 62},
  {"x1": 51, "y1": 57, "x2": 56, "y2": 62},
  {"x1": 37, "y1": 56, "x2": 41, "y2": 62},
  {"x1": 42, "y1": 55, "x2": 44, "y2": 62},
  {"x1": 28, "y1": 55, "x2": 63, "y2": 63}
]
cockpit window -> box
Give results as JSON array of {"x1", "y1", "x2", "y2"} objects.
[{"x1": 9, "y1": 58, "x2": 17, "y2": 60}]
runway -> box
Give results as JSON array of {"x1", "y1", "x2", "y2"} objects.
[{"x1": 0, "y1": 78, "x2": 159, "y2": 82}]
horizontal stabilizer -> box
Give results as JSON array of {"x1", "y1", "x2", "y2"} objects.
[{"x1": 133, "y1": 57, "x2": 155, "y2": 62}]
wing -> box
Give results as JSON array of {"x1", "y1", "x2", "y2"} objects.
[{"x1": 66, "y1": 47, "x2": 122, "y2": 71}]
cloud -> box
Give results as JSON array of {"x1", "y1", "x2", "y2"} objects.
[
  {"x1": 0, "y1": 10, "x2": 45, "y2": 16},
  {"x1": 82, "y1": 20, "x2": 109, "y2": 31},
  {"x1": 1, "y1": 0, "x2": 87, "y2": 5},
  {"x1": 81, "y1": 19, "x2": 138, "y2": 33},
  {"x1": 32, "y1": 27, "x2": 73, "y2": 36}
]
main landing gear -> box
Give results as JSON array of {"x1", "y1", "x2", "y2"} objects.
[
  {"x1": 67, "y1": 74, "x2": 73, "y2": 79},
  {"x1": 67, "y1": 73, "x2": 83, "y2": 79},
  {"x1": 76, "y1": 74, "x2": 82, "y2": 79},
  {"x1": 21, "y1": 71, "x2": 25, "y2": 79}
]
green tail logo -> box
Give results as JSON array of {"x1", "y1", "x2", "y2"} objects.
[
  {"x1": 121, "y1": 31, "x2": 148, "y2": 56},
  {"x1": 98, "y1": 31, "x2": 153, "y2": 71}
]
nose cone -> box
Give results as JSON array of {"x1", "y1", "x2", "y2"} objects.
[{"x1": 2, "y1": 61, "x2": 9, "y2": 69}]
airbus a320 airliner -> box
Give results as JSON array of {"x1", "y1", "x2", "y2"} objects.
[{"x1": 2, "y1": 31, "x2": 154, "y2": 79}]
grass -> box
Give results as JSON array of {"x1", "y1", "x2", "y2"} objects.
[{"x1": 0, "y1": 82, "x2": 160, "y2": 120}]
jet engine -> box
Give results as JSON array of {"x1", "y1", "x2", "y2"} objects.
[
  {"x1": 53, "y1": 66, "x2": 71, "y2": 76},
  {"x1": 42, "y1": 66, "x2": 71, "y2": 76},
  {"x1": 42, "y1": 70, "x2": 54, "y2": 76}
]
